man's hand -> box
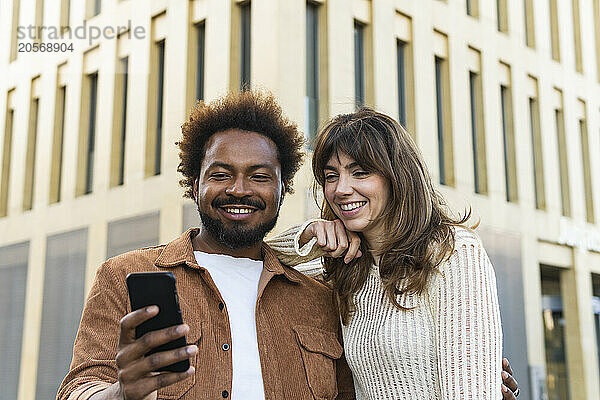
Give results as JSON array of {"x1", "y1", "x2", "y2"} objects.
[
  {"x1": 113, "y1": 306, "x2": 197, "y2": 400},
  {"x1": 501, "y1": 358, "x2": 520, "y2": 399},
  {"x1": 299, "y1": 220, "x2": 362, "y2": 264}
]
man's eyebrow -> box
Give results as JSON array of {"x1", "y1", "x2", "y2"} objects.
[
  {"x1": 206, "y1": 162, "x2": 276, "y2": 171},
  {"x1": 207, "y1": 162, "x2": 234, "y2": 170},
  {"x1": 248, "y1": 164, "x2": 276, "y2": 171}
]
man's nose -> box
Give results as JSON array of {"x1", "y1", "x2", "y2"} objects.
[{"x1": 225, "y1": 176, "x2": 253, "y2": 197}]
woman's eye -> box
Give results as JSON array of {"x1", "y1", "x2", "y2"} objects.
[
  {"x1": 353, "y1": 170, "x2": 369, "y2": 177},
  {"x1": 252, "y1": 174, "x2": 270, "y2": 181},
  {"x1": 325, "y1": 174, "x2": 338, "y2": 182}
]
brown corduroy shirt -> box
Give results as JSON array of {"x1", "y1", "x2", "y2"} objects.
[{"x1": 57, "y1": 228, "x2": 355, "y2": 400}]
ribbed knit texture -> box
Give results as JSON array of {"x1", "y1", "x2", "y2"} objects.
[{"x1": 269, "y1": 225, "x2": 503, "y2": 400}]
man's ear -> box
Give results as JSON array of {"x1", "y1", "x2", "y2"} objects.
[{"x1": 193, "y1": 177, "x2": 199, "y2": 202}]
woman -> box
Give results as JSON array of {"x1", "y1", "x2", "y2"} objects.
[{"x1": 268, "y1": 108, "x2": 515, "y2": 399}]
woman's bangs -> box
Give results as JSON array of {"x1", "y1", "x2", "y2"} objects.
[{"x1": 321, "y1": 123, "x2": 384, "y2": 174}]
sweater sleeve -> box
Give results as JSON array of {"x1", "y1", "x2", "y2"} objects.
[
  {"x1": 265, "y1": 219, "x2": 327, "y2": 267},
  {"x1": 434, "y1": 230, "x2": 503, "y2": 399}
]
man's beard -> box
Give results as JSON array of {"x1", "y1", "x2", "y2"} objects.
[{"x1": 197, "y1": 203, "x2": 279, "y2": 250}]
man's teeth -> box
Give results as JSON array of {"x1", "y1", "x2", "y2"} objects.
[
  {"x1": 224, "y1": 207, "x2": 254, "y2": 214},
  {"x1": 340, "y1": 202, "x2": 366, "y2": 211}
]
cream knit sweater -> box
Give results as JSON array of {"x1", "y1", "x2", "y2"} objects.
[{"x1": 266, "y1": 223, "x2": 503, "y2": 400}]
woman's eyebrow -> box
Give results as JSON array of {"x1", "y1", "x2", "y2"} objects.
[
  {"x1": 344, "y1": 162, "x2": 360, "y2": 170},
  {"x1": 323, "y1": 165, "x2": 338, "y2": 171}
]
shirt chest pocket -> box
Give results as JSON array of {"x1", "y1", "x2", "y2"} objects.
[
  {"x1": 293, "y1": 325, "x2": 343, "y2": 400},
  {"x1": 157, "y1": 324, "x2": 201, "y2": 400}
]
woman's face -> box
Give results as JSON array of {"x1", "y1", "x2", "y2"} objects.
[{"x1": 323, "y1": 151, "x2": 390, "y2": 240}]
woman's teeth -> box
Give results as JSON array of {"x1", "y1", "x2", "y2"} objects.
[{"x1": 340, "y1": 202, "x2": 366, "y2": 211}]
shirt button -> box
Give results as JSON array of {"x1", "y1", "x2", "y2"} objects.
[
  {"x1": 218, "y1": 302, "x2": 224, "y2": 310},
  {"x1": 222, "y1": 343, "x2": 230, "y2": 351},
  {"x1": 222, "y1": 390, "x2": 229, "y2": 398}
]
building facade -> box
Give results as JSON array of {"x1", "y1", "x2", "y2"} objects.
[{"x1": 1, "y1": 0, "x2": 600, "y2": 399}]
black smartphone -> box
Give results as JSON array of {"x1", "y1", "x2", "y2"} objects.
[{"x1": 126, "y1": 272, "x2": 190, "y2": 373}]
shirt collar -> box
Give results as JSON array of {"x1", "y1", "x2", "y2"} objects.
[{"x1": 154, "y1": 227, "x2": 301, "y2": 284}]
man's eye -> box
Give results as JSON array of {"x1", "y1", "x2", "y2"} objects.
[
  {"x1": 252, "y1": 174, "x2": 271, "y2": 181},
  {"x1": 210, "y1": 173, "x2": 229, "y2": 180}
]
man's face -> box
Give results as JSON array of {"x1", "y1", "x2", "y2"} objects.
[{"x1": 193, "y1": 129, "x2": 284, "y2": 249}]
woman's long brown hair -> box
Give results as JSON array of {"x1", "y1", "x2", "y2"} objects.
[{"x1": 312, "y1": 108, "x2": 470, "y2": 325}]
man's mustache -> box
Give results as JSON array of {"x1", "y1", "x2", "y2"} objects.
[{"x1": 212, "y1": 197, "x2": 266, "y2": 210}]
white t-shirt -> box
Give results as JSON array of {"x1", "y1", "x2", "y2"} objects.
[{"x1": 193, "y1": 251, "x2": 265, "y2": 400}]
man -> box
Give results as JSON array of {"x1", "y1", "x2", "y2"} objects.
[{"x1": 57, "y1": 91, "x2": 519, "y2": 399}]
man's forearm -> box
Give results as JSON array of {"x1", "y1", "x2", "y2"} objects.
[{"x1": 84, "y1": 382, "x2": 120, "y2": 400}]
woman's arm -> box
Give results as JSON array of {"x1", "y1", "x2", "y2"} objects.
[
  {"x1": 265, "y1": 219, "x2": 362, "y2": 267},
  {"x1": 265, "y1": 219, "x2": 327, "y2": 266},
  {"x1": 435, "y1": 230, "x2": 503, "y2": 399}
]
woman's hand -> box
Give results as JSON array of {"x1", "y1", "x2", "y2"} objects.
[{"x1": 299, "y1": 220, "x2": 362, "y2": 263}]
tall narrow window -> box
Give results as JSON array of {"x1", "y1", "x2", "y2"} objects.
[
  {"x1": 354, "y1": 21, "x2": 365, "y2": 109},
  {"x1": 24, "y1": 77, "x2": 41, "y2": 211},
  {"x1": 541, "y1": 267, "x2": 570, "y2": 400},
  {"x1": 497, "y1": 0, "x2": 508, "y2": 32},
  {"x1": 86, "y1": 0, "x2": 101, "y2": 18},
  {"x1": 397, "y1": 40, "x2": 407, "y2": 128},
  {"x1": 119, "y1": 58, "x2": 128, "y2": 185},
  {"x1": 154, "y1": 40, "x2": 165, "y2": 175},
  {"x1": 110, "y1": 56, "x2": 128, "y2": 187},
  {"x1": 240, "y1": 2, "x2": 251, "y2": 89},
  {"x1": 469, "y1": 70, "x2": 487, "y2": 194},
  {"x1": 500, "y1": 82, "x2": 518, "y2": 202},
  {"x1": 0, "y1": 242, "x2": 29, "y2": 400},
  {"x1": 524, "y1": 0, "x2": 536, "y2": 48},
  {"x1": 186, "y1": 17, "x2": 205, "y2": 111},
  {"x1": 196, "y1": 22, "x2": 205, "y2": 101},
  {"x1": 466, "y1": 0, "x2": 479, "y2": 17},
  {"x1": 549, "y1": 0, "x2": 561, "y2": 61},
  {"x1": 76, "y1": 48, "x2": 100, "y2": 197},
  {"x1": 433, "y1": 31, "x2": 454, "y2": 187},
  {"x1": 592, "y1": 275, "x2": 600, "y2": 377},
  {"x1": 34, "y1": 0, "x2": 44, "y2": 43},
  {"x1": 306, "y1": 2, "x2": 319, "y2": 139},
  {"x1": 145, "y1": 13, "x2": 166, "y2": 178},
  {"x1": 572, "y1": 0, "x2": 583, "y2": 73},
  {"x1": 9, "y1": 0, "x2": 21, "y2": 61},
  {"x1": 85, "y1": 72, "x2": 98, "y2": 194},
  {"x1": 396, "y1": 12, "x2": 415, "y2": 137},
  {"x1": 1, "y1": 90, "x2": 15, "y2": 217},
  {"x1": 60, "y1": 0, "x2": 70, "y2": 31},
  {"x1": 435, "y1": 59, "x2": 444, "y2": 184},
  {"x1": 554, "y1": 92, "x2": 570, "y2": 216},
  {"x1": 50, "y1": 66, "x2": 67, "y2": 204},
  {"x1": 528, "y1": 76, "x2": 545, "y2": 210},
  {"x1": 594, "y1": 0, "x2": 600, "y2": 82},
  {"x1": 578, "y1": 100, "x2": 594, "y2": 223}
]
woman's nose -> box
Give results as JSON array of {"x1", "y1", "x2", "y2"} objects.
[{"x1": 334, "y1": 175, "x2": 353, "y2": 196}]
